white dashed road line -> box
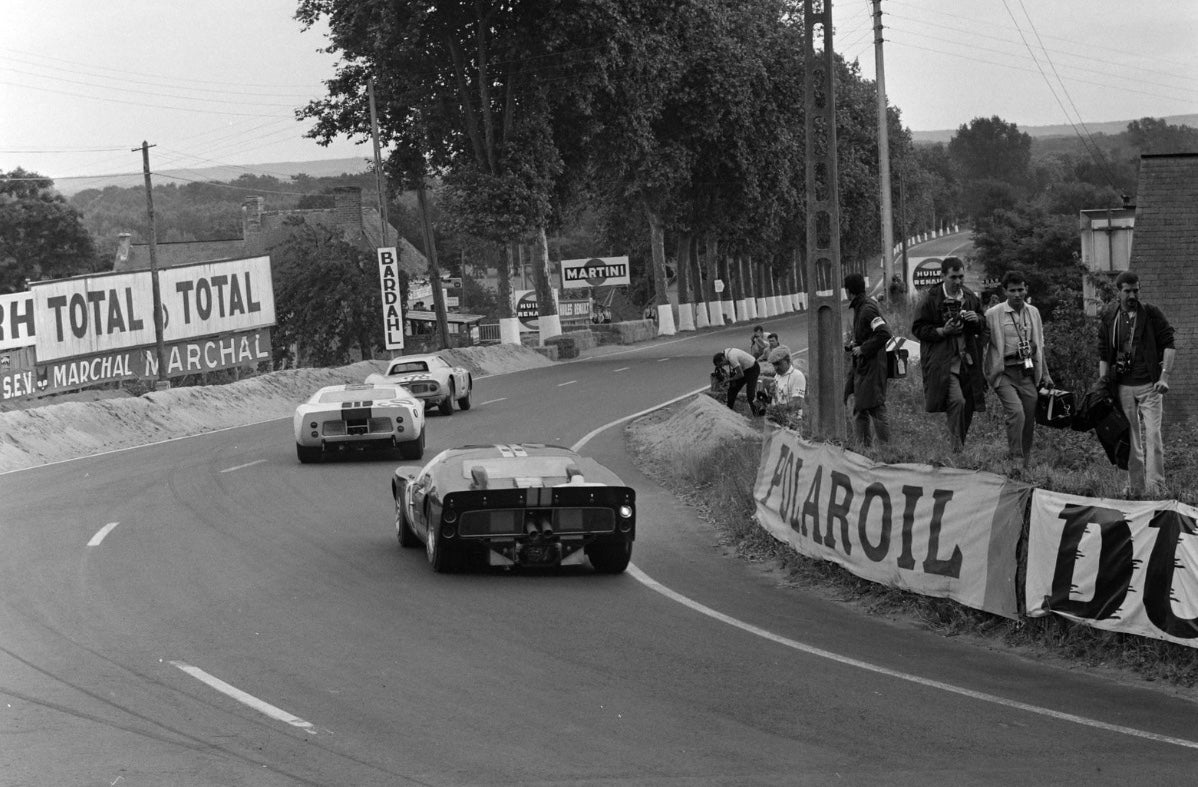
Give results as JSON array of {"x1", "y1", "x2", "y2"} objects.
[
  {"x1": 220, "y1": 459, "x2": 266, "y2": 474},
  {"x1": 479, "y1": 398, "x2": 507, "y2": 406},
  {"x1": 656, "y1": 358, "x2": 670, "y2": 362},
  {"x1": 171, "y1": 661, "x2": 318, "y2": 734},
  {"x1": 87, "y1": 522, "x2": 120, "y2": 547},
  {"x1": 557, "y1": 380, "x2": 577, "y2": 387},
  {"x1": 612, "y1": 367, "x2": 629, "y2": 373}
]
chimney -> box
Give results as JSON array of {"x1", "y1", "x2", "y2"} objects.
[
  {"x1": 331, "y1": 186, "x2": 364, "y2": 230},
  {"x1": 114, "y1": 233, "x2": 132, "y2": 269},
  {"x1": 242, "y1": 196, "x2": 264, "y2": 236}
]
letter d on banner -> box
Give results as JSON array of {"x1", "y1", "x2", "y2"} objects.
[{"x1": 377, "y1": 247, "x2": 404, "y2": 351}]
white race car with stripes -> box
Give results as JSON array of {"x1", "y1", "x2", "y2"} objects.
[
  {"x1": 294, "y1": 383, "x2": 426, "y2": 463},
  {"x1": 364, "y1": 353, "x2": 473, "y2": 415}
]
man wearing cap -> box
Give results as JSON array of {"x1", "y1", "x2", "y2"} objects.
[
  {"x1": 843, "y1": 273, "x2": 891, "y2": 446},
  {"x1": 768, "y1": 347, "x2": 806, "y2": 411}
]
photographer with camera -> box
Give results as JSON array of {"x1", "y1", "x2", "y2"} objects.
[
  {"x1": 843, "y1": 273, "x2": 891, "y2": 446},
  {"x1": 984, "y1": 271, "x2": 1053, "y2": 467},
  {"x1": 912, "y1": 257, "x2": 989, "y2": 451},
  {"x1": 713, "y1": 347, "x2": 764, "y2": 415},
  {"x1": 1098, "y1": 271, "x2": 1176, "y2": 496}
]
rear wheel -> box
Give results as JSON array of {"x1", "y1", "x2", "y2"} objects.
[
  {"x1": 457, "y1": 377, "x2": 472, "y2": 410},
  {"x1": 438, "y1": 384, "x2": 455, "y2": 416},
  {"x1": 396, "y1": 488, "x2": 419, "y2": 548},
  {"x1": 296, "y1": 443, "x2": 322, "y2": 463},
  {"x1": 397, "y1": 430, "x2": 425, "y2": 461},
  {"x1": 425, "y1": 520, "x2": 457, "y2": 573},
  {"x1": 587, "y1": 538, "x2": 632, "y2": 574}
]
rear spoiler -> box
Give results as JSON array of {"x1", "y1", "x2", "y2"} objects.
[{"x1": 443, "y1": 485, "x2": 635, "y2": 514}]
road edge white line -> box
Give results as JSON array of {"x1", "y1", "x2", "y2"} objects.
[
  {"x1": 87, "y1": 522, "x2": 119, "y2": 547},
  {"x1": 479, "y1": 398, "x2": 507, "y2": 406},
  {"x1": 219, "y1": 459, "x2": 267, "y2": 474},
  {"x1": 171, "y1": 661, "x2": 318, "y2": 734},
  {"x1": 574, "y1": 383, "x2": 1198, "y2": 753},
  {"x1": 626, "y1": 566, "x2": 1198, "y2": 750}
]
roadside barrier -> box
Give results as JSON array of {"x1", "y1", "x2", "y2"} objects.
[{"x1": 754, "y1": 421, "x2": 1198, "y2": 649}]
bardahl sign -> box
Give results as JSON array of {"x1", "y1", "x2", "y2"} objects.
[{"x1": 560, "y1": 256, "x2": 631, "y2": 289}]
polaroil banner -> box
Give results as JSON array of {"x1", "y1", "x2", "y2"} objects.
[
  {"x1": 1027, "y1": 490, "x2": 1198, "y2": 648},
  {"x1": 754, "y1": 424, "x2": 1028, "y2": 618}
]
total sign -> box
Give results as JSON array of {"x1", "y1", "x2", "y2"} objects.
[
  {"x1": 560, "y1": 256, "x2": 630, "y2": 289},
  {"x1": 31, "y1": 256, "x2": 275, "y2": 362}
]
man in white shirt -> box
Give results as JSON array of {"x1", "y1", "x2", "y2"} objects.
[
  {"x1": 713, "y1": 347, "x2": 763, "y2": 414},
  {"x1": 768, "y1": 347, "x2": 806, "y2": 411}
]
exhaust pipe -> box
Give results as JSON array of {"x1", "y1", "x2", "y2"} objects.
[{"x1": 525, "y1": 518, "x2": 542, "y2": 542}]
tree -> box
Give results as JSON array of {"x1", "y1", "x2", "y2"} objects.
[
  {"x1": 0, "y1": 169, "x2": 98, "y2": 292},
  {"x1": 1126, "y1": 117, "x2": 1198, "y2": 155},
  {"x1": 269, "y1": 225, "x2": 383, "y2": 366},
  {"x1": 948, "y1": 116, "x2": 1032, "y2": 186},
  {"x1": 972, "y1": 204, "x2": 1083, "y2": 318}
]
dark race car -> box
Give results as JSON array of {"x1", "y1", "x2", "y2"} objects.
[{"x1": 392, "y1": 443, "x2": 635, "y2": 574}]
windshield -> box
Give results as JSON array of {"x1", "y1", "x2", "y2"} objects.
[{"x1": 388, "y1": 361, "x2": 429, "y2": 374}]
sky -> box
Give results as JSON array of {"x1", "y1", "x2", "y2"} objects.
[{"x1": 2, "y1": 0, "x2": 1196, "y2": 181}]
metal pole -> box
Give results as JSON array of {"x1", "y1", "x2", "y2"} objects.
[
  {"x1": 872, "y1": 0, "x2": 896, "y2": 293},
  {"x1": 136, "y1": 141, "x2": 169, "y2": 388}
]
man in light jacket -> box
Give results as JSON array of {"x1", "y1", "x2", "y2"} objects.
[{"x1": 984, "y1": 270, "x2": 1053, "y2": 467}]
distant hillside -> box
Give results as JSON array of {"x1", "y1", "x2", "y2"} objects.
[
  {"x1": 910, "y1": 113, "x2": 1198, "y2": 145},
  {"x1": 53, "y1": 157, "x2": 372, "y2": 196}
]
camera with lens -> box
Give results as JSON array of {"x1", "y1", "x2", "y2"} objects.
[
  {"x1": 1016, "y1": 339, "x2": 1034, "y2": 377},
  {"x1": 1115, "y1": 352, "x2": 1132, "y2": 376},
  {"x1": 942, "y1": 299, "x2": 963, "y2": 322}
]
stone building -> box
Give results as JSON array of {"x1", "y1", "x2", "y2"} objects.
[{"x1": 113, "y1": 185, "x2": 426, "y2": 278}]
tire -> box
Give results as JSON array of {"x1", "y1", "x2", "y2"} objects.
[
  {"x1": 457, "y1": 377, "x2": 472, "y2": 411},
  {"x1": 438, "y1": 383, "x2": 454, "y2": 416},
  {"x1": 425, "y1": 518, "x2": 457, "y2": 573},
  {"x1": 587, "y1": 538, "x2": 632, "y2": 574},
  {"x1": 397, "y1": 430, "x2": 425, "y2": 461},
  {"x1": 296, "y1": 443, "x2": 322, "y2": 463},
  {"x1": 396, "y1": 488, "x2": 419, "y2": 548}
]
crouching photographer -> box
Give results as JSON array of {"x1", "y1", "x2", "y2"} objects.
[
  {"x1": 713, "y1": 347, "x2": 763, "y2": 415},
  {"x1": 984, "y1": 270, "x2": 1053, "y2": 467}
]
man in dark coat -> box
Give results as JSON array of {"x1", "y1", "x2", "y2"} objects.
[
  {"x1": 843, "y1": 273, "x2": 891, "y2": 446},
  {"x1": 912, "y1": 257, "x2": 988, "y2": 450},
  {"x1": 1097, "y1": 270, "x2": 1176, "y2": 495}
]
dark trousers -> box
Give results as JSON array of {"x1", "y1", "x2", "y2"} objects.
[
  {"x1": 727, "y1": 363, "x2": 761, "y2": 412},
  {"x1": 853, "y1": 403, "x2": 890, "y2": 446},
  {"x1": 946, "y1": 373, "x2": 974, "y2": 450}
]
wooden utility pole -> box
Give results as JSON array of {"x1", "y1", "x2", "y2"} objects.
[
  {"x1": 873, "y1": 0, "x2": 895, "y2": 293},
  {"x1": 135, "y1": 141, "x2": 169, "y2": 388},
  {"x1": 367, "y1": 77, "x2": 390, "y2": 247},
  {"x1": 415, "y1": 182, "x2": 450, "y2": 348},
  {"x1": 804, "y1": 0, "x2": 846, "y2": 439}
]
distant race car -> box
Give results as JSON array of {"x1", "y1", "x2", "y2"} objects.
[
  {"x1": 392, "y1": 443, "x2": 636, "y2": 574},
  {"x1": 364, "y1": 354, "x2": 472, "y2": 415},
  {"x1": 294, "y1": 383, "x2": 426, "y2": 463}
]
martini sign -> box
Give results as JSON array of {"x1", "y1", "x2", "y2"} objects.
[{"x1": 560, "y1": 256, "x2": 630, "y2": 289}]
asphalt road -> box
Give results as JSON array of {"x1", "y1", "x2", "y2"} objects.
[{"x1": 3, "y1": 306, "x2": 1197, "y2": 785}]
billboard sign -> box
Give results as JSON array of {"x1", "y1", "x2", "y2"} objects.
[
  {"x1": 0, "y1": 292, "x2": 36, "y2": 351},
  {"x1": 909, "y1": 257, "x2": 944, "y2": 291},
  {"x1": 1, "y1": 328, "x2": 272, "y2": 401},
  {"x1": 560, "y1": 256, "x2": 631, "y2": 289},
  {"x1": 31, "y1": 256, "x2": 275, "y2": 363},
  {"x1": 377, "y1": 248, "x2": 404, "y2": 351}
]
